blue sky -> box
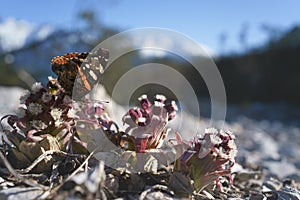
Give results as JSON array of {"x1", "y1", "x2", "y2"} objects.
[{"x1": 1, "y1": 1, "x2": 300, "y2": 55}]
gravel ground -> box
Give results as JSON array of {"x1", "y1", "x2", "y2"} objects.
[
  {"x1": 1, "y1": 86, "x2": 299, "y2": 179},
  {"x1": 1, "y1": 86, "x2": 300, "y2": 199}
]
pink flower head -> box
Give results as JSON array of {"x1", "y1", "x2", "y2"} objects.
[
  {"x1": 122, "y1": 94, "x2": 177, "y2": 153},
  {"x1": 174, "y1": 128, "x2": 237, "y2": 193}
]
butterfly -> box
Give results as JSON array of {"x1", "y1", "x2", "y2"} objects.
[{"x1": 51, "y1": 48, "x2": 109, "y2": 99}]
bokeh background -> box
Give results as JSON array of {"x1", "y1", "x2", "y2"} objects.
[{"x1": 1, "y1": 0, "x2": 300, "y2": 124}]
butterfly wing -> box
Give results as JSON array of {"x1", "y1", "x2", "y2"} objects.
[{"x1": 51, "y1": 48, "x2": 109, "y2": 99}]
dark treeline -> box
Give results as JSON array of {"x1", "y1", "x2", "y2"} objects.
[{"x1": 217, "y1": 43, "x2": 300, "y2": 104}]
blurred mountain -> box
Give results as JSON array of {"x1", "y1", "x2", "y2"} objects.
[
  {"x1": 0, "y1": 15, "x2": 119, "y2": 87},
  {"x1": 0, "y1": 18, "x2": 54, "y2": 53},
  {"x1": 1, "y1": 17, "x2": 300, "y2": 105}
]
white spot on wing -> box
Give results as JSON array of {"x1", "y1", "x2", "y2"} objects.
[
  {"x1": 89, "y1": 70, "x2": 97, "y2": 80},
  {"x1": 96, "y1": 65, "x2": 104, "y2": 73}
]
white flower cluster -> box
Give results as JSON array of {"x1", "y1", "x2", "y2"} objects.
[
  {"x1": 42, "y1": 93, "x2": 52, "y2": 103},
  {"x1": 28, "y1": 103, "x2": 43, "y2": 115},
  {"x1": 19, "y1": 90, "x2": 30, "y2": 104},
  {"x1": 31, "y1": 120, "x2": 47, "y2": 130},
  {"x1": 50, "y1": 108, "x2": 63, "y2": 127},
  {"x1": 67, "y1": 108, "x2": 78, "y2": 119},
  {"x1": 196, "y1": 128, "x2": 219, "y2": 159},
  {"x1": 31, "y1": 82, "x2": 43, "y2": 93}
]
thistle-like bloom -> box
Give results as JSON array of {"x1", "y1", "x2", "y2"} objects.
[
  {"x1": 191, "y1": 128, "x2": 237, "y2": 162},
  {"x1": 31, "y1": 82, "x2": 43, "y2": 93},
  {"x1": 51, "y1": 108, "x2": 63, "y2": 120},
  {"x1": 171, "y1": 128, "x2": 237, "y2": 193},
  {"x1": 50, "y1": 108, "x2": 63, "y2": 127},
  {"x1": 67, "y1": 108, "x2": 78, "y2": 119},
  {"x1": 1, "y1": 78, "x2": 106, "y2": 153},
  {"x1": 19, "y1": 90, "x2": 30, "y2": 104},
  {"x1": 42, "y1": 92, "x2": 53, "y2": 103},
  {"x1": 121, "y1": 94, "x2": 178, "y2": 153},
  {"x1": 28, "y1": 103, "x2": 43, "y2": 115},
  {"x1": 31, "y1": 120, "x2": 47, "y2": 130}
]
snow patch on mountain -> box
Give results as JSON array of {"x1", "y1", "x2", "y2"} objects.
[{"x1": 0, "y1": 17, "x2": 54, "y2": 52}]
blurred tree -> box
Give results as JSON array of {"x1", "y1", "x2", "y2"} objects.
[
  {"x1": 218, "y1": 32, "x2": 228, "y2": 55},
  {"x1": 269, "y1": 26, "x2": 300, "y2": 49},
  {"x1": 77, "y1": 9, "x2": 120, "y2": 47},
  {"x1": 260, "y1": 23, "x2": 284, "y2": 48},
  {"x1": 238, "y1": 23, "x2": 250, "y2": 52},
  {"x1": 217, "y1": 24, "x2": 300, "y2": 104}
]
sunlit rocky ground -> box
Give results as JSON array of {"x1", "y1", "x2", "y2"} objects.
[
  {"x1": 1, "y1": 86, "x2": 300, "y2": 179},
  {"x1": 1, "y1": 86, "x2": 300, "y2": 199}
]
